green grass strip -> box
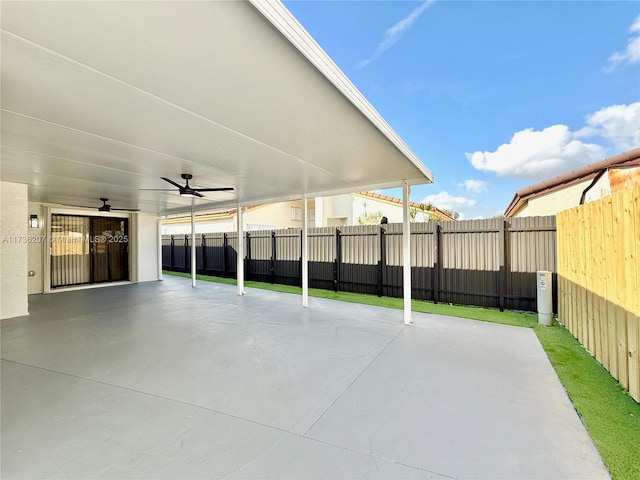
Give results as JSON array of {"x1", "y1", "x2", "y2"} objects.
[
  {"x1": 534, "y1": 324, "x2": 640, "y2": 480},
  {"x1": 164, "y1": 270, "x2": 639, "y2": 479}
]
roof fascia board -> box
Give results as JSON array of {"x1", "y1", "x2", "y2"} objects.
[{"x1": 248, "y1": 0, "x2": 433, "y2": 183}]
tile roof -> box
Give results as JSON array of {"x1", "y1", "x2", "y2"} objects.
[
  {"x1": 356, "y1": 192, "x2": 455, "y2": 221},
  {"x1": 504, "y1": 147, "x2": 640, "y2": 217}
]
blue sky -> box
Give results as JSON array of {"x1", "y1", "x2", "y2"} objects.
[{"x1": 284, "y1": 0, "x2": 640, "y2": 219}]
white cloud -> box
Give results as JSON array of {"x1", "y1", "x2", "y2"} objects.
[
  {"x1": 575, "y1": 102, "x2": 640, "y2": 151},
  {"x1": 458, "y1": 179, "x2": 488, "y2": 193},
  {"x1": 466, "y1": 125, "x2": 606, "y2": 180},
  {"x1": 357, "y1": 0, "x2": 436, "y2": 68},
  {"x1": 421, "y1": 191, "x2": 476, "y2": 214},
  {"x1": 605, "y1": 15, "x2": 640, "y2": 71},
  {"x1": 466, "y1": 101, "x2": 639, "y2": 181}
]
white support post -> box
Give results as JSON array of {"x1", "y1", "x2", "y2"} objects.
[
  {"x1": 402, "y1": 180, "x2": 412, "y2": 325},
  {"x1": 302, "y1": 195, "x2": 309, "y2": 307},
  {"x1": 191, "y1": 210, "x2": 196, "y2": 288},
  {"x1": 158, "y1": 218, "x2": 163, "y2": 281},
  {"x1": 237, "y1": 205, "x2": 245, "y2": 295}
]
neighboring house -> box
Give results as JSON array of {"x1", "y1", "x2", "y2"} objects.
[
  {"x1": 161, "y1": 200, "x2": 317, "y2": 235},
  {"x1": 326, "y1": 192, "x2": 455, "y2": 225},
  {"x1": 162, "y1": 192, "x2": 454, "y2": 235},
  {"x1": 504, "y1": 148, "x2": 640, "y2": 217}
]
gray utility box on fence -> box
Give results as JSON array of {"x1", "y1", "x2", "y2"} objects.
[{"x1": 536, "y1": 271, "x2": 553, "y2": 326}]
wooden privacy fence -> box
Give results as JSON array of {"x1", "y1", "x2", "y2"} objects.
[
  {"x1": 163, "y1": 216, "x2": 556, "y2": 312},
  {"x1": 557, "y1": 185, "x2": 640, "y2": 403}
]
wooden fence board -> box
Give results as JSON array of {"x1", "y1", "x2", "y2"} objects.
[
  {"x1": 630, "y1": 188, "x2": 640, "y2": 401},
  {"x1": 591, "y1": 200, "x2": 603, "y2": 361},
  {"x1": 557, "y1": 185, "x2": 640, "y2": 403},
  {"x1": 629, "y1": 311, "x2": 640, "y2": 402}
]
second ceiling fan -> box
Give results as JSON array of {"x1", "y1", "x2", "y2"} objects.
[{"x1": 142, "y1": 174, "x2": 234, "y2": 198}]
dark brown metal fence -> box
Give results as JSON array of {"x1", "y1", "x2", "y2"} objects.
[{"x1": 162, "y1": 216, "x2": 556, "y2": 312}]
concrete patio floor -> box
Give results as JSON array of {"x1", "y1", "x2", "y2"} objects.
[{"x1": 1, "y1": 276, "x2": 609, "y2": 479}]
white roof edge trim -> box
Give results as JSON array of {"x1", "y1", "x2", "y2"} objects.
[
  {"x1": 249, "y1": 0, "x2": 434, "y2": 183},
  {"x1": 164, "y1": 178, "x2": 432, "y2": 217}
]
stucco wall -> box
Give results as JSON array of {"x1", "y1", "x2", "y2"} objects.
[
  {"x1": 27, "y1": 202, "x2": 45, "y2": 294},
  {"x1": 1, "y1": 181, "x2": 29, "y2": 319},
  {"x1": 583, "y1": 175, "x2": 611, "y2": 204},
  {"x1": 517, "y1": 180, "x2": 591, "y2": 217},
  {"x1": 245, "y1": 201, "x2": 313, "y2": 229},
  {"x1": 351, "y1": 194, "x2": 427, "y2": 224},
  {"x1": 323, "y1": 194, "x2": 354, "y2": 225},
  {"x1": 136, "y1": 213, "x2": 160, "y2": 282},
  {"x1": 27, "y1": 206, "x2": 158, "y2": 290}
]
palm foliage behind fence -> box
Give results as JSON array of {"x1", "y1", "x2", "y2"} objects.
[{"x1": 162, "y1": 216, "x2": 557, "y2": 312}]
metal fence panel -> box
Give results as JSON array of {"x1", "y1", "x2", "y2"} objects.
[
  {"x1": 161, "y1": 216, "x2": 557, "y2": 312},
  {"x1": 506, "y1": 216, "x2": 557, "y2": 311},
  {"x1": 309, "y1": 227, "x2": 336, "y2": 290}
]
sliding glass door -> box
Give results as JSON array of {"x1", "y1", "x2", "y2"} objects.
[{"x1": 50, "y1": 215, "x2": 129, "y2": 288}]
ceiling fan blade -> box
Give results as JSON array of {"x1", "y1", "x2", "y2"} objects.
[
  {"x1": 193, "y1": 187, "x2": 234, "y2": 192},
  {"x1": 160, "y1": 177, "x2": 184, "y2": 189},
  {"x1": 111, "y1": 207, "x2": 140, "y2": 211},
  {"x1": 194, "y1": 191, "x2": 205, "y2": 198},
  {"x1": 138, "y1": 188, "x2": 176, "y2": 191}
]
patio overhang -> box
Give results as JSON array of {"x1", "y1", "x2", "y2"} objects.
[{"x1": 1, "y1": 0, "x2": 433, "y2": 215}]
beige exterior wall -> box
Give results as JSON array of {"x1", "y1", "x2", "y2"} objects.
[
  {"x1": 1, "y1": 181, "x2": 29, "y2": 319},
  {"x1": 26, "y1": 205, "x2": 159, "y2": 293},
  {"x1": 162, "y1": 200, "x2": 317, "y2": 235},
  {"x1": 515, "y1": 180, "x2": 591, "y2": 217},
  {"x1": 584, "y1": 175, "x2": 611, "y2": 204},
  {"x1": 162, "y1": 193, "x2": 443, "y2": 233},
  {"x1": 350, "y1": 194, "x2": 434, "y2": 224},
  {"x1": 246, "y1": 200, "x2": 316, "y2": 230},
  {"x1": 27, "y1": 202, "x2": 46, "y2": 294}
]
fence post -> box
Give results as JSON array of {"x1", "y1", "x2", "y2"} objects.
[
  {"x1": 222, "y1": 233, "x2": 228, "y2": 275},
  {"x1": 244, "y1": 232, "x2": 250, "y2": 281},
  {"x1": 334, "y1": 228, "x2": 341, "y2": 292},
  {"x1": 299, "y1": 229, "x2": 303, "y2": 288},
  {"x1": 270, "y1": 230, "x2": 276, "y2": 284},
  {"x1": 169, "y1": 235, "x2": 175, "y2": 271},
  {"x1": 378, "y1": 226, "x2": 386, "y2": 297},
  {"x1": 201, "y1": 234, "x2": 207, "y2": 274},
  {"x1": 499, "y1": 219, "x2": 506, "y2": 312},
  {"x1": 184, "y1": 234, "x2": 190, "y2": 273},
  {"x1": 434, "y1": 224, "x2": 441, "y2": 304}
]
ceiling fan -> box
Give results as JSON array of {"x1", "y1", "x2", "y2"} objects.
[
  {"x1": 64, "y1": 198, "x2": 140, "y2": 212},
  {"x1": 141, "y1": 174, "x2": 234, "y2": 198}
]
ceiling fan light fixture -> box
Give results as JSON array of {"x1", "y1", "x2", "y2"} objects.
[{"x1": 180, "y1": 192, "x2": 197, "y2": 198}]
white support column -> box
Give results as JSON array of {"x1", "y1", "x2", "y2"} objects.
[
  {"x1": 402, "y1": 180, "x2": 412, "y2": 325},
  {"x1": 158, "y1": 218, "x2": 163, "y2": 281},
  {"x1": 302, "y1": 195, "x2": 309, "y2": 307},
  {"x1": 237, "y1": 205, "x2": 245, "y2": 295},
  {"x1": 191, "y1": 210, "x2": 196, "y2": 288}
]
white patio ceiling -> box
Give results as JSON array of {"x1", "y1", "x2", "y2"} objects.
[{"x1": 0, "y1": 0, "x2": 433, "y2": 216}]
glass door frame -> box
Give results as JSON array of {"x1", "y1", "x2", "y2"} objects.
[{"x1": 42, "y1": 212, "x2": 135, "y2": 293}]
